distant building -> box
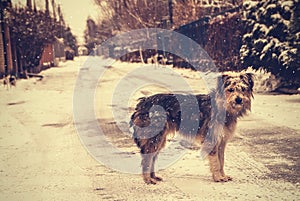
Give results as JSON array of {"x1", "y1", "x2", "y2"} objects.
[
  {"x1": 34, "y1": 37, "x2": 65, "y2": 73},
  {"x1": 53, "y1": 37, "x2": 65, "y2": 65},
  {"x1": 78, "y1": 45, "x2": 88, "y2": 56}
]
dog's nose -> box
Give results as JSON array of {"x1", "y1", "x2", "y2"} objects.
[{"x1": 235, "y1": 97, "x2": 242, "y2": 104}]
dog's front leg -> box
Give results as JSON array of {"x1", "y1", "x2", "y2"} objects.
[
  {"x1": 208, "y1": 143, "x2": 231, "y2": 182},
  {"x1": 218, "y1": 139, "x2": 232, "y2": 181},
  {"x1": 208, "y1": 147, "x2": 222, "y2": 182}
]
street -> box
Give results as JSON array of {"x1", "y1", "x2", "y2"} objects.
[{"x1": 0, "y1": 56, "x2": 299, "y2": 201}]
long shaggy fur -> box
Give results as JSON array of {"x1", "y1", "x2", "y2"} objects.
[{"x1": 130, "y1": 72, "x2": 254, "y2": 184}]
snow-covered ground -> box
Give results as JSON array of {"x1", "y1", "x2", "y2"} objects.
[{"x1": 0, "y1": 56, "x2": 299, "y2": 200}]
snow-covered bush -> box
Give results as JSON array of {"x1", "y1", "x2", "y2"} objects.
[{"x1": 241, "y1": 0, "x2": 300, "y2": 90}]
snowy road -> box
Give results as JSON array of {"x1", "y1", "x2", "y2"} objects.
[{"x1": 0, "y1": 56, "x2": 299, "y2": 200}]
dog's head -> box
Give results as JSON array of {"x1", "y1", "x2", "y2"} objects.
[{"x1": 217, "y1": 72, "x2": 254, "y2": 117}]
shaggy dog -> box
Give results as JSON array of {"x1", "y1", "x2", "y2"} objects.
[
  {"x1": 3, "y1": 75, "x2": 16, "y2": 90},
  {"x1": 130, "y1": 72, "x2": 254, "y2": 184}
]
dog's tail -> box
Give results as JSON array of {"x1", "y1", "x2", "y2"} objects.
[
  {"x1": 129, "y1": 97, "x2": 148, "y2": 128},
  {"x1": 129, "y1": 96, "x2": 155, "y2": 149}
]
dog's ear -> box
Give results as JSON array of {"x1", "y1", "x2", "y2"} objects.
[
  {"x1": 240, "y1": 73, "x2": 255, "y2": 98},
  {"x1": 245, "y1": 73, "x2": 254, "y2": 92},
  {"x1": 221, "y1": 74, "x2": 230, "y2": 80},
  {"x1": 217, "y1": 74, "x2": 230, "y2": 93},
  {"x1": 220, "y1": 74, "x2": 231, "y2": 86}
]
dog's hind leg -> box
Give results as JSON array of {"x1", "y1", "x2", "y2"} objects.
[
  {"x1": 150, "y1": 153, "x2": 163, "y2": 182},
  {"x1": 141, "y1": 154, "x2": 158, "y2": 184},
  {"x1": 140, "y1": 130, "x2": 166, "y2": 184}
]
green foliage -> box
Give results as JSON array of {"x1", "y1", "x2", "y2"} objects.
[{"x1": 241, "y1": 0, "x2": 300, "y2": 89}]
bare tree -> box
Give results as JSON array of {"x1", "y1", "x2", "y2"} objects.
[{"x1": 94, "y1": 0, "x2": 169, "y2": 31}]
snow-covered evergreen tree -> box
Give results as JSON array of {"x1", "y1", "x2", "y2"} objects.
[
  {"x1": 6, "y1": 1, "x2": 77, "y2": 73},
  {"x1": 241, "y1": 0, "x2": 300, "y2": 90}
]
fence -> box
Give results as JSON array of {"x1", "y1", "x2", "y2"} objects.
[
  {"x1": 174, "y1": 4, "x2": 244, "y2": 71},
  {"x1": 102, "y1": 4, "x2": 244, "y2": 72}
]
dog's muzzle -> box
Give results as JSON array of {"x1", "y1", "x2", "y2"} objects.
[{"x1": 235, "y1": 96, "x2": 243, "y2": 104}]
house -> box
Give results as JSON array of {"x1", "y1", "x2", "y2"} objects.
[{"x1": 33, "y1": 37, "x2": 65, "y2": 73}]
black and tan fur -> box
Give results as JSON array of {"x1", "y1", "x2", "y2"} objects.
[
  {"x1": 130, "y1": 72, "x2": 254, "y2": 184},
  {"x1": 3, "y1": 75, "x2": 16, "y2": 90}
]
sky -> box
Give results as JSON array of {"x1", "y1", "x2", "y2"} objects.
[{"x1": 15, "y1": 0, "x2": 100, "y2": 44}]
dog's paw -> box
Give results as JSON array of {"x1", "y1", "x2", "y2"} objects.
[
  {"x1": 213, "y1": 174, "x2": 232, "y2": 182},
  {"x1": 150, "y1": 172, "x2": 163, "y2": 182},
  {"x1": 144, "y1": 177, "x2": 158, "y2": 185},
  {"x1": 152, "y1": 175, "x2": 163, "y2": 182},
  {"x1": 221, "y1": 175, "x2": 233, "y2": 182}
]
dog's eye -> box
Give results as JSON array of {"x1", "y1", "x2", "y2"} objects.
[
  {"x1": 241, "y1": 87, "x2": 245, "y2": 92},
  {"x1": 228, "y1": 88, "x2": 234, "y2": 93}
]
